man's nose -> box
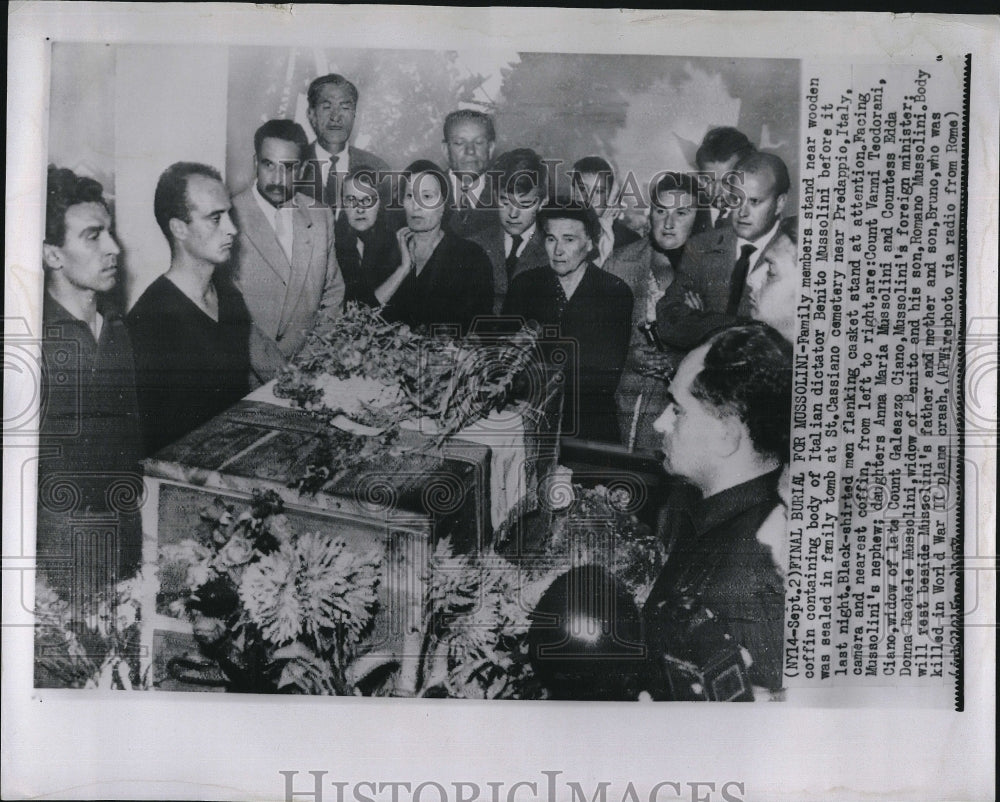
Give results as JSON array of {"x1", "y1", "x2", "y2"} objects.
[
  {"x1": 221, "y1": 212, "x2": 237, "y2": 236},
  {"x1": 653, "y1": 407, "x2": 675, "y2": 433},
  {"x1": 463, "y1": 142, "x2": 477, "y2": 154},
  {"x1": 102, "y1": 231, "x2": 121, "y2": 256}
]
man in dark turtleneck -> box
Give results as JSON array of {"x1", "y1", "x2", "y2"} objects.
[{"x1": 603, "y1": 172, "x2": 711, "y2": 450}]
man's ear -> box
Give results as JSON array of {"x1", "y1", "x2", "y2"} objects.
[
  {"x1": 775, "y1": 192, "x2": 788, "y2": 218},
  {"x1": 440, "y1": 139, "x2": 450, "y2": 168},
  {"x1": 168, "y1": 217, "x2": 187, "y2": 243},
  {"x1": 714, "y1": 413, "x2": 744, "y2": 458},
  {"x1": 42, "y1": 243, "x2": 62, "y2": 270},
  {"x1": 486, "y1": 140, "x2": 496, "y2": 164}
]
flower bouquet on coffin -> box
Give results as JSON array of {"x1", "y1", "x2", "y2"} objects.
[{"x1": 159, "y1": 489, "x2": 381, "y2": 694}]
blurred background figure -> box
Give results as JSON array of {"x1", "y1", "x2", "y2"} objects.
[
  {"x1": 605, "y1": 172, "x2": 710, "y2": 451},
  {"x1": 569, "y1": 155, "x2": 641, "y2": 267}
]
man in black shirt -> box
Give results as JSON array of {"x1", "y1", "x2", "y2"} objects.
[
  {"x1": 127, "y1": 162, "x2": 252, "y2": 456},
  {"x1": 643, "y1": 323, "x2": 791, "y2": 699}
]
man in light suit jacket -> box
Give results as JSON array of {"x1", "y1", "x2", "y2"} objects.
[
  {"x1": 230, "y1": 119, "x2": 345, "y2": 382},
  {"x1": 659, "y1": 151, "x2": 789, "y2": 351},
  {"x1": 469, "y1": 148, "x2": 550, "y2": 313},
  {"x1": 297, "y1": 74, "x2": 391, "y2": 210}
]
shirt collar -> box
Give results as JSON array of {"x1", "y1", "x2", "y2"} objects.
[
  {"x1": 251, "y1": 183, "x2": 278, "y2": 225},
  {"x1": 449, "y1": 169, "x2": 487, "y2": 204},
  {"x1": 313, "y1": 139, "x2": 348, "y2": 165},
  {"x1": 694, "y1": 468, "x2": 782, "y2": 535},
  {"x1": 505, "y1": 223, "x2": 535, "y2": 251},
  {"x1": 736, "y1": 218, "x2": 781, "y2": 258},
  {"x1": 43, "y1": 289, "x2": 120, "y2": 326}
]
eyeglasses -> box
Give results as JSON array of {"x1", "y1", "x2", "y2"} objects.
[{"x1": 342, "y1": 195, "x2": 378, "y2": 209}]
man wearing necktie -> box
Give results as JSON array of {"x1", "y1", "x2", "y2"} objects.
[
  {"x1": 659, "y1": 151, "x2": 790, "y2": 351},
  {"x1": 441, "y1": 109, "x2": 498, "y2": 238},
  {"x1": 230, "y1": 119, "x2": 345, "y2": 383},
  {"x1": 469, "y1": 148, "x2": 551, "y2": 313},
  {"x1": 298, "y1": 73, "x2": 390, "y2": 214}
]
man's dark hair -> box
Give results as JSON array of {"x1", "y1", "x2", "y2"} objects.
[
  {"x1": 570, "y1": 155, "x2": 615, "y2": 195},
  {"x1": 691, "y1": 323, "x2": 792, "y2": 461},
  {"x1": 307, "y1": 73, "x2": 359, "y2": 108},
  {"x1": 153, "y1": 162, "x2": 223, "y2": 244},
  {"x1": 493, "y1": 148, "x2": 547, "y2": 198},
  {"x1": 733, "y1": 150, "x2": 791, "y2": 198},
  {"x1": 695, "y1": 127, "x2": 755, "y2": 169},
  {"x1": 536, "y1": 198, "x2": 601, "y2": 246},
  {"x1": 442, "y1": 109, "x2": 496, "y2": 143},
  {"x1": 45, "y1": 165, "x2": 108, "y2": 247},
  {"x1": 253, "y1": 119, "x2": 309, "y2": 161}
]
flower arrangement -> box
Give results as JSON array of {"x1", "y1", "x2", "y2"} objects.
[
  {"x1": 159, "y1": 489, "x2": 381, "y2": 694},
  {"x1": 276, "y1": 303, "x2": 540, "y2": 446},
  {"x1": 34, "y1": 567, "x2": 153, "y2": 690}
]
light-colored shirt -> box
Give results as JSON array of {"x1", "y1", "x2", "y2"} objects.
[
  {"x1": 449, "y1": 169, "x2": 488, "y2": 208},
  {"x1": 738, "y1": 218, "x2": 781, "y2": 279},
  {"x1": 313, "y1": 140, "x2": 349, "y2": 189},
  {"x1": 504, "y1": 224, "x2": 536, "y2": 258},
  {"x1": 252, "y1": 184, "x2": 294, "y2": 263}
]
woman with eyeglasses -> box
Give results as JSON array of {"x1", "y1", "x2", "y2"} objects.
[{"x1": 335, "y1": 166, "x2": 403, "y2": 308}]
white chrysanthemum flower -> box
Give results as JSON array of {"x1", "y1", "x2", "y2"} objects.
[
  {"x1": 239, "y1": 545, "x2": 301, "y2": 644},
  {"x1": 295, "y1": 532, "x2": 380, "y2": 644}
]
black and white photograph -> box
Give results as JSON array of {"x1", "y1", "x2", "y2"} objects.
[{"x1": 3, "y1": 4, "x2": 996, "y2": 801}]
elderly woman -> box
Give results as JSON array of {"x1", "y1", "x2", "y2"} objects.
[
  {"x1": 373, "y1": 159, "x2": 493, "y2": 336},
  {"x1": 603, "y1": 172, "x2": 710, "y2": 451},
  {"x1": 335, "y1": 166, "x2": 402, "y2": 307}
]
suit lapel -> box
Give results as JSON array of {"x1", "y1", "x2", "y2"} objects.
[
  {"x1": 278, "y1": 201, "x2": 316, "y2": 334},
  {"x1": 238, "y1": 191, "x2": 292, "y2": 284}
]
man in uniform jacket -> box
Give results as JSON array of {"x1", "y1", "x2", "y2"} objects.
[
  {"x1": 503, "y1": 201, "x2": 633, "y2": 444},
  {"x1": 229, "y1": 119, "x2": 345, "y2": 382}
]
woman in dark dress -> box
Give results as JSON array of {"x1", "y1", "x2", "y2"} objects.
[
  {"x1": 603, "y1": 172, "x2": 711, "y2": 450},
  {"x1": 373, "y1": 160, "x2": 493, "y2": 336},
  {"x1": 335, "y1": 166, "x2": 402, "y2": 307}
]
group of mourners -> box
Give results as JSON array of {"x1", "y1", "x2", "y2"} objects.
[{"x1": 37, "y1": 71, "x2": 804, "y2": 699}]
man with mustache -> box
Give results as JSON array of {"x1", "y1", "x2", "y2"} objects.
[
  {"x1": 229, "y1": 119, "x2": 345, "y2": 382},
  {"x1": 36, "y1": 166, "x2": 143, "y2": 597},
  {"x1": 127, "y1": 162, "x2": 253, "y2": 456}
]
